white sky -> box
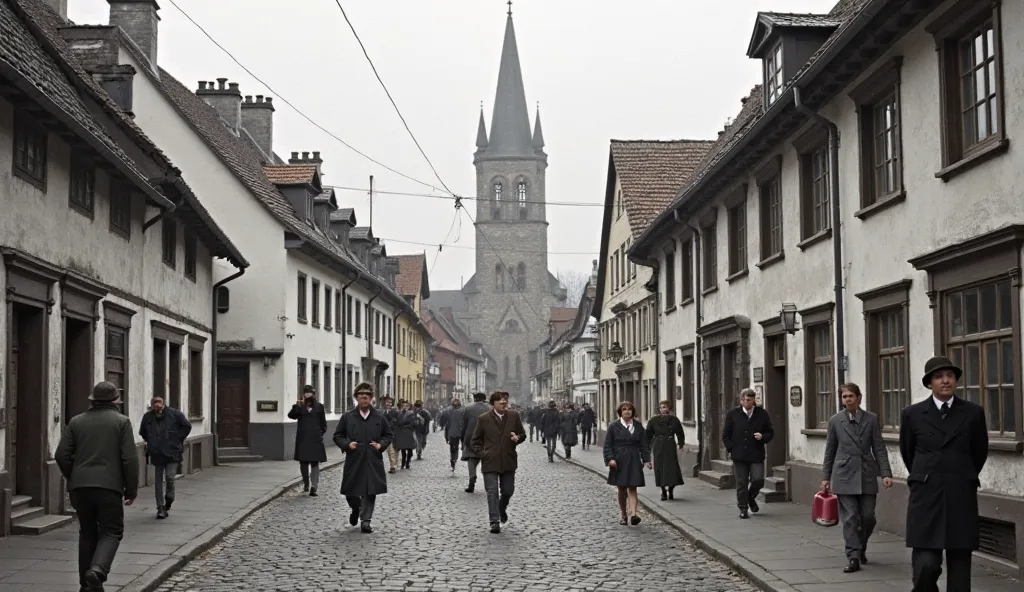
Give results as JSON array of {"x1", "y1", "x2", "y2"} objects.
[{"x1": 69, "y1": 0, "x2": 836, "y2": 291}]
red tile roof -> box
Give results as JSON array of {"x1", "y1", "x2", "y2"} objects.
[
  {"x1": 262, "y1": 164, "x2": 318, "y2": 185},
  {"x1": 395, "y1": 254, "x2": 428, "y2": 298}
]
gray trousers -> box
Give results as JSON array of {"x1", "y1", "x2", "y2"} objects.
[
  {"x1": 838, "y1": 494, "x2": 877, "y2": 559},
  {"x1": 299, "y1": 461, "x2": 320, "y2": 489},
  {"x1": 483, "y1": 471, "x2": 516, "y2": 524},
  {"x1": 545, "y1": 436, "x2": 558, "y2": 458},
  {"x1": 154, "y1": 462, "x2": 178, "y2": 509},
  {"x1": 346, "y1": 495, "x2": 376, "y2": 522},
  {"x1": 467, "y1": 457, "x2": 481, "y2": 480},
  {"x1": 732, "y1": 461, "x2": 764, "y2": 509}
]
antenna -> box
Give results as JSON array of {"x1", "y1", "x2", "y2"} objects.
[{"x1": 368, "y1": 175, "x2": 374, "y2": 228}]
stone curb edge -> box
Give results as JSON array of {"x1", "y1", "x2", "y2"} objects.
[
  {"x1": 120, "y1": 458, "x2": 345, "y2": 592},
  {"x1": 554, "y1": 451, "x2": 797, "y2": 592}
]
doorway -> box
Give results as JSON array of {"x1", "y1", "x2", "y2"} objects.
[
  {"x1": 708, "y1": 348, "x2": 724, "y2": 460},
  {"x1": 63, "y1": 317, "x2": 93, "y2": 424},
  {"x1": 216, "y1": 363, "x2": 249, "y2": 448},
  {"x1": 764, "y1": 335, "x2": 789, "y2": 470},
  {"x1": 8, "y1": 303, "x2": 47, "y2": 505}
]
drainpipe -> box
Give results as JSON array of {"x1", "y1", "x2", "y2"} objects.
[
  {"x1": 211, "y1": 267, "x2": 246, "y2": 466},
  {"x1": 794, "y1": 87, "x2": 847, "y2": 392},
  {"x1": 340, "y1": 271, "x2": 361, "y2": 411},
  {"x1": 144, "y1": 172, "x2": 182, "y2": 231},
  {"x1": 687, "y1": 221, "x2": 706, "y2": 476},
  {"x1": 366, "y1": 286, "x2": 384, "y2": 394}
]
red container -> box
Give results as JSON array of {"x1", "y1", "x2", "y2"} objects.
[{"x1": 812, "y1": 489, "x2": 839, "y2": 527}]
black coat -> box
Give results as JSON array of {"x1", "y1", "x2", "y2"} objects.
[
  {"x1": 139, "y1": 407, "x2": 192, "y2": 464},
  {"x1": 333, "y1": 407, "x2": 394, "y2": 498},
  {"x1": 393, "y1": 410, "x2": 419, "y2": 450},
  {"x1": 899, "y1": 396, "x2": 988, "y2": 550},
  {"x1": 722, "y1": 406, "x2": 774, "y2": 463},
  {"x1": 540, "y1": 408, "x2": 561, "y2": 437},
  {"x1": 603, "y1": 420, "x2": 650, "y2": 487},
  {"x1": 415, "y1": 408, "x2": 432, "y2": 435},
  {"x1": 560, "y1": 411, "x2": 579, "y2": 446},
  {"x1": 288, "y1": 400, "x2": 327, "y2": 462},
  {"x1": 646, "y1": 414, "x2": 685, "y2": 487},
  {"x1": 579, "y1": 408, "x2": 597, "y2": 430}
]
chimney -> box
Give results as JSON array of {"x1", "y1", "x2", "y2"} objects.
[
  {"x1": 288, "y1": 150, "x2": 324, "y2": 175},
  {"x1": 93, "y1": 64, "x2": 137, "y2": 113},
  {"x1": 197, "y1": 78, "x2": 242, "y2": 133},
  {"x1": 241, "y1": 94, "x2": 275, "y2": 160},
  {"x1": 44, "y1": 0, "x2": 68, "y2": 20},
  {"x1": 108, "y1": 0, "x2": 160, "y2": 70}
]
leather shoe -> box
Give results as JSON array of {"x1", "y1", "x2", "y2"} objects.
[
  {"x1": 748, "y1": 498, "x2": 760, "y2": 513},
  {"x1": 360, "y1": 521, "x2": 373, "y2": 534},
  {"x1": 349, "y1": 510, "x2": 359, "y2": 526},
  {"x1": 843, "y1": 559, "x2": 860, "y2": 573},
  {"x1": 739, "y1": 508, "x2": 749, "y2": 519},
  {"x1": 489, "y1": 522, "x2": 501, "y2": 534},
  {"x1": 860, "y1": 550, "x2": 868, "y2": 564},
  {"x1": 83, "y1": 569, "x2": 104, "y2": 589}
]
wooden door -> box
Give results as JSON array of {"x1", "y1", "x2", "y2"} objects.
[
  {"x1": 708, "y1": 348, "x2": 724, "y2": 460},
  {"x1": 11, "y1": 304, "x2": 45, "y2": 503},
  {"x1": 765, "y1": 336, "x2": 789, "y2": 469},
  {"x1": 7, "y1": 307, "x2": 20, "y2": 493},
  {"x1": 216, "y1": 364, "x2": 249, "y2": 447},
  {"x1": 63, "y1": 318, "x2": 93, "y2": 424}
]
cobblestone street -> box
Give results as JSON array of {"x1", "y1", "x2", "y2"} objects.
[{"x1": 157, "y1": 440, "x2": 755, "y2": 592}]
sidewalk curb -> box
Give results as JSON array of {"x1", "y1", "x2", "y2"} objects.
[
  {"x1": 555, "y1": 450, "x2": 796, "y2": 592},
  {"x1": 120, "y1": 458, "x2": 344, "y2": 592}
]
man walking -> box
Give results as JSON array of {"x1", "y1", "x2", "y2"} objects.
[
  {"x1": 579, "y1": 402, "x2": 597, "y2": 450},
  {"x1": 380, "y1": 395, "x2": 400, "y2": 474},
  {"x1": 900, "y1": 356, "x2": 988, "y2": 592},
  {"x1": 333, "y1": 382, "x2": 394, "y2": 534},
  {"x1": 540, "y1": 400, "x2": 561, "y2": 462},
  {"x1": 460, "y1": 392, "x2": 491, "y2": 493},
  {"x1": 722, "y1": 388, "x2": 774, "y2": 519},
  {"x1": 55, "y1": 382, "x2": 139, "y2": 591},
  {"x1": 527, "y1": 405, "x2": 541, "y2": 443},
  {"x1": 139, "y1": 395, "x2": 191, "y2": 518},
  {"x1": 443, "y1": 398, "x2": 465, "y2": 471},
  {"x1": 288, "y1": 385, "x2": 327, "y2": 496},
  {"x1": 822, "y1": 383, "x2": 893, "y2": 573},
  {"x1": 413, "y1": 400, "x2": 431, "y2": 460},
  {"x1": 471, "y1": 391, "x2": 527, "y2": 534}
]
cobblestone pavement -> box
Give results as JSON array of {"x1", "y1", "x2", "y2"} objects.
[{"x1": 158, "y1": 441, "x2": 757, "y2": 592}]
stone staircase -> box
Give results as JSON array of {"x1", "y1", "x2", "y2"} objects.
[
  {"x1": 697, "y1": 460, "x2": 789, "y2": 503},
  {"x1": 10, "y1": 495, "x2": 73, "y2": 535},
  {"x1": 218, "y1": 447, "x2": 264, "y2": 463}
]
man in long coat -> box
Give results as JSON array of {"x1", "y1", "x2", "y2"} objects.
[
  {"x1": 559, "y1": 404, "x2": 579, "y2": 459},
  {"x1": 380, "y1": 395, "x2": 400, "y2": 474},
  {"x1": 333, "y1": 383, "x2": 394, "y2": 533},
  {"x1": 822, "y1": 384, "x2": 892, "y2": 573},
  {"x1": 471, "y1": 391, "x2": 527, "y2": 533},
  {"x1": 443, "y1": 398, "x2": 465, "y2": 471},
  {"x1": 722, "y1": 388, "x2": 774, "y2": 519},
  {"x1": 287, "y1": 385, "x2": 327, "y2": 496},
  {"x1": 540, "y1": 401, "x2": 562, "y2": 462},
  {"x1": 579, "y1": 403, "x2": 597, "y2": 450},
  {"x1": 900, "y1": 356, "x2": 988, "y2": 591},
  {"x1": 460, "y1": 392, "x2": 492, "y2": 493}
]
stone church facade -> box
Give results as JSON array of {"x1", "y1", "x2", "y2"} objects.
[{"x1": 426, "y1": 10, "x2": 566, "y2": 400}]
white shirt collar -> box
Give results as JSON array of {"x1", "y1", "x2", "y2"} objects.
[
  {"x1": 359, "y1": 408, "x2": 370, "y2": 419},
  {"x1": 932, "y1": 395, "x2": 954, "y2": 411},
  {"x1": 743, "y1": 406, "x2": 753, "y2": 417}
]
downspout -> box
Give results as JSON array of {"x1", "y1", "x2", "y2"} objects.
[
  {"x1": 794, "y1": 87, "x2": 847, "y2": 394},
  {"x1": 340, "y1": 271, "x2": 361, "y2": 411},
  {"x1": 211, "y1": 267, "x2": 246, "y2": 466},
  {"x1": 687, "y1": 221, "x2": 706, "y2": 476}
]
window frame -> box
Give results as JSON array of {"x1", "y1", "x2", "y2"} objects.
[
  {"x1": 756, "y1": 156, "x2": 785, "y2": 267},
  {"x1": 297, "y1": 358, "x2": 307, "y2": 399},
  {"x1": 764, "y1": 41, "x2": 785, "y2": 105},
  {"x1": 109, "y1": 183, "x2": 132, "y2": 240},
  {"x1": 68, "y1": 150, "x2": 95, "y2": 218},
  {"x1": 161, "y1": 218, "x2": 177, "y2": 269},
  {"x1": 103, "y1": 302, "x2": 134, "y2": 416},
  {"x1": 726, "y1": 190, "x2": 748, "y2": 279},
  {"x1": 188, "y1": 342, "x2": 205, "y2": 420},
  {"x1": 702, "y1": 217, "x2": 718, "y2": 292},
  {"x1": 793, "y1": 126, "x2": 832, "y2": 246},
  {"x1": 324, "y1": 285, "x2": 333, "y2": 330},
  {"x1": 297, "y1": 273, "x2": 308, "y2": 323},
  {"x1": 801, "y1": 303, "x2": 835, "y2": 429},
  {"x1": 856, "y1": 280, "x2": 912, "y2": 431},
  {"x1": 850, "y1": 57, "x2": 906, "y2": 218},
  {"x1": 663, "y1": 246, "x2": 676, "y2": 312},
  {"x1": 183, "y1": 230, "x2": 197, "y2": 281},
  {"x1": 311, "y1": 278, "x2": 321, "y2": 327},
  {"x1": 12, "y1": 110, "x2": 47, "y2": 189},
  {"x1": 680, "y1": 238, "x2": 694, "y2": 304}
]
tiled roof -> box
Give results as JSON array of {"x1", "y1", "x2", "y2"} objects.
[
  {"x1": 395, "y1": 254, "x2": 427, "y2": 298},
  {"x1": 350, "y1": 227, "x2": 372, "y2": 241},
  {"x1": 263, "y1": 163, "x2": 318, "y2": 185},
  {"x1": 313, "y1": 188, "x2": 335, "y2": 204},
  {"x1": 609, "y1": 139, "x2": 714, "y2": 237},
  {"x1": 760, "y1": 12, "x2": 840, "y2": 28},
  {"x1": 330, "y1": 207, "x2": 356, "y2": 224}
]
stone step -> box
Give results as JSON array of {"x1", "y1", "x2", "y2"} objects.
[
  {"x1": 772, "y1": 465, "x2": 788, "y2": 480},
  {"x1": 764, "y1": 475, "x2": 787, "y2": 492},
  {"x1": 11, "y1": 514, "x2": 73, "y2": 535},
  {"x1": 218, "y1": 453, "x2": 264, "y2": 463},
  {"x1": 10, "y1": 495, "x2": 31, "y2": 510},
  {"x1": 758, "y1": 490, "x2": 788, "y2": 503},
  {"x1": 709, "y1": 459, "x2": 733, "y2": 473},
  {"x1": 698, "y1": 470, "x2": 734, "y2": 489},
  {"x1": 11, "y1": 505, "x2": 44, "y2": 523}
]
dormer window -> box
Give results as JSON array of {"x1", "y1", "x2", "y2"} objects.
[
  {"x1": 306, "y1": 194, "x2": 314, "y2": 224},
  {"x1": 747, "y1": 12, "x2": 839, "y2": 108},
  {"x1": 765, "y1": 42, "x2": 784, "y2": 103}
]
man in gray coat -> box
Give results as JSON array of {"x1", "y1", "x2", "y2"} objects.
[
  {"x1": 443, "y1": 398, "x2": 465, "y2": 471},
  {"x1": 822, "y1": 383, "x2": 893, "y2": 574},
  {"x1": 460, "y1": 392, "x2": 492, "y2": 493}
]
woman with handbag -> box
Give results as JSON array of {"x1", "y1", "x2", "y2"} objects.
[{"x1": 603, "y1": 401, "x2": 651, "y2": 526}]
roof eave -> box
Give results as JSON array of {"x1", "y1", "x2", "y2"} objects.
[
  {"x1": 591, "y1": 149, "x2": 619, "y2": 314},
  {"x1": 161, "y1": 176, "x2": 248, "y2": 269}
]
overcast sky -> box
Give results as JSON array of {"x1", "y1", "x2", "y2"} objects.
[{"x1": 70, "y1": 0, "x2": 834, "y2": 291}]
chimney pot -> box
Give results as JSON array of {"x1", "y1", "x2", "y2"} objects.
[
  {"x1": 208, "y1": 81, "x2": 214, "y2": 88},
  {"x1": 291, "y1": 152, "x2": 299, "y2": 160},
  {"x1": 217, "y1": 78, "x2": 227, "y2": 90},
  {"x1": 741, "y1": 97, "x2": 749, "y2": 104},
  {"x1": 244, "y1": 95, "x2": 252, "y2": 103},
  {"x1": 302, "y1": 151, "x2": 310, "y2": 159},
  {"x1": 266, "y1": 97, "x2": 273, "y2": 104},
  {"x1": 199, "y1": 81, "x2": 207, "y2": 90},
  {"x1": 256, "y1": 95, "x2": 264, "y2": 103},
  {"x1": 312, "y1": 151, "x2": 321, "y2": 160},
  {"x1": 228, "y1": 82, "x2": 239, "y2": 92}
]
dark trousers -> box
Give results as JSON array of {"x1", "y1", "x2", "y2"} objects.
[
  {"x1": 401, "y1": 449, "x2": 414, "y2": 466},
  {"x1": 415, "y1": 432, "x2": 427, "y2": 456},
  {"x1": 732, "y1": 461, "x2": 764, "y2": 509},
  {"x1": 529, "y1": 425, "x2": 536, "y2": 441},
  {"x1": 345, "y1": 495, "x2": 377, "y2": 522},
  {"x1": 581, "y1": 428, "x2": 593, "y2": 448},
  {"x1": 912, "y1": 548, "x2": 972, "y2": 592},
  {"x1": 299, "y1": 461, "x2": 320, "y2": 489},
  {"x1": 545, "y1": 436, "x2": 557, "y2": 458},
  {"x1": 448, "y1": 438, "x2": 461, "y2": 466},
  {"x1": 483, "y1": 471, "x2": 516, "y2": 524},
  {"x1": 838, "y1": 494, "x2": 877, "y2": 559},
  {"x1": 70, "y1": 488, "x2": 124, "y2": 587}
]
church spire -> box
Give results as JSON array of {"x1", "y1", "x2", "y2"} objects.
[
  {"x1": 532, "y1": 103, "x2": 545, "y2": 152},
  {"x1": 476, "y1": 103, "x2": 488, "y2": 150},
  {"x1": 483, "y1": 8, "x2": 535, "y2": 159}
]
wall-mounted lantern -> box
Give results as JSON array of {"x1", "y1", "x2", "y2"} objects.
[
  {"x1": 609, "y1": 341, "x2": 624, "y2": 363},
  {"x1": 780, "y1": 303, "x2": 800, "y2": 334}
]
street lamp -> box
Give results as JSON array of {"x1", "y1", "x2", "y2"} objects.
[
  {"x1": 780, "y1": 303, "x2": 800, "y2": 334},
  {"x1": 609, "y1": 341, "x2": 624, "y2": 363}
]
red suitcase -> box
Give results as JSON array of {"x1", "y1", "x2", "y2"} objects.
[{"x1": 812, "y1": 488, "x2": 839, "y2": 527}]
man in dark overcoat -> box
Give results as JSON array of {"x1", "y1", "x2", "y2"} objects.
[
  {"x1": 413, "y1": 400, "x2": 431, "y2": 459},
  {"x1": 443, "y1": 398, "x2": 465, "y2": 471},
  {"x1": 333, "y1": 383, "x2": 394, "y2": 533},
  {"x1": 560, "y1": 404, "x2": 580, "y2": 459},
  {"x1": 139, "y1": 395, "x2": 191, "y2": 518},
  {"x1": 471, "y1": 391, "x2": 527, "y2": 533},
  {"x1": 288, "y1": 385, "x2": 327, "y2": 496},
  {"x1": 380, "y1": 395, "x2": 400, "y2": 474},
  {"x1": 540, "y1": 400, "x2": 562, "y2": 462},
  {"x1": 722, "y1": 388, "x2": 774, "y2": 519},
  {"x1": 579, "y1": 403, "x2": 597, "y2": 450},
  {"x1": 900, "y1": 356, "x2": 988, "y2": 591},
  {"x1": 460, "y1": 392, "x2": 492, "y2": 492}
]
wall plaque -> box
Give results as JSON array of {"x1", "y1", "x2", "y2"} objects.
[
  {"x1": 754, "y1": 385, "x2": 763, "y2": 406},
  {"x1": 674, "y1": 385, "x2": 682, "y2": 401},
  {"x1": 752, "y1": 367, "x2": 764, "y2": 382},
  {"x1": 789, "y1": 386, "x2": 802, "y2": 407},
  {"x1": 257, "y1": 400, "x2": 278, "y2": 412}
]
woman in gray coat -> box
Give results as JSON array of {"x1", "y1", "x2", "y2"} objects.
[{"x1": 821, "y1": 383, "x2": 893, "y2": 574}]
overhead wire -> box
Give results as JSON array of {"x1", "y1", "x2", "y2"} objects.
[
  {"x1": 380, "y1": 237, "x2": 598, "y2": 256},
  {"x1": 325, "y1": 184, "x2": 604, "y2": 208}
]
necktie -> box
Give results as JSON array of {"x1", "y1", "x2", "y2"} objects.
[{"x1": 940, "y1": 402, "x2": 949, "y2": 419}]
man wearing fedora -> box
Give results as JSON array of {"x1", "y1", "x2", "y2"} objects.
[
  {"x1": 379, "y1": 395, "x2": 401, "y2": 474},
  {"x1": 56, "y1": 382, "x2": 139, "y2": 591},
  {"x1": 900, "y1": 356, "x2": 988, "y2": 592}
]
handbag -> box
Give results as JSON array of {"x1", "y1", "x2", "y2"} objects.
[{"x1": 811, "y1": 486, "x2": 839, "y2": 527}]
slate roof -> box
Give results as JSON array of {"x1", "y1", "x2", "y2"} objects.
[
  {"x1": 609, "y1": 139, "x2": 714, "y2": 237},
  {"x1": 350, "y1": 227, "x2": 372, "y2": 241},
  {"x1": 395, "y1": 254, "x2": 428, "y2": 299},
  {"x1": 263, "y1": 164, "x2": 318, "y2": 185},
  {"x1": 759, "y1": 12, "x2": 840, "y2": 28}
]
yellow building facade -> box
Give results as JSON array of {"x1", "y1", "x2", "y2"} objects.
[{"x1": 395, "y1": 254, "x2": 431, "y2": 403}]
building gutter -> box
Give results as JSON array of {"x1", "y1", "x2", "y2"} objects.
[
  {"x1": 143, "y1": 171, "x2": 183, "y2": 232},
  {"x1": 210, "y1": 266, "x2": 247, "y2": 466},
  {"x1": 340, "y1": 270, "x2": 361, "y2": 409},
  {"x1": 794, "y1": 87, "x2": 846, "y2": 390},
  {"x1": 686, "y1": 223, "x2": 706, "y2": 476}
]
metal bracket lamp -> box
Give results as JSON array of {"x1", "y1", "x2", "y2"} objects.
[{"x1": 780, "y1": 303, "x2": 800, "y2": 334}]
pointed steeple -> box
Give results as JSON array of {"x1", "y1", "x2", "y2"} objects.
[
  {"x1": 476, "y1": 104, "x2": 489, "y2": 150},
  {"x1": 483, "y1": 11, "x2": 535, "y2": 159},
  {"x1": 532, "y1": 104, "x2": 545, "y2": 152}
]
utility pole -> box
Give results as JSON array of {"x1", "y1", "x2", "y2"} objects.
[{"x1": 368, "y1": 175, "x2": 374, "y2": 228}]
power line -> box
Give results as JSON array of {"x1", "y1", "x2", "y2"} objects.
[
  {"x1": 381, "y1": 237, "x2": 598, "y2": 256},
  {"x1": 429, "y1": 206, "x2": 463, "y2": 276},
  {"x1": 325, "y1": 184, "x2": 604, "y2": 208},
  {"x1": 164, "y1": 0, "x2": 446, "y2": 194}
]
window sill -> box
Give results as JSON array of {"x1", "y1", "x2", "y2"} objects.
[
  {"x1": 680, "y1": 297, "x2": 694, "y2": 308},
  {"x1": 797, "y1": 228, "x2": 832, "y2": 251},
  {"x1": 702, "y1": 284, "x2": 718, "y2": 297},
  {"x1": 935, "y1": 138, "x2": 1010, "y2": 182},
  {"x1": 13, "y1": 166, "x2": 46, "y2": 192},
  {"x1": 69, "y1": 201, "x2": 94, "y2": 220},
  {"x1": 682, "y1": 420, "x2": 696, "y2": 427},
  {"x1": 336, "y1": 328, "x2": 342, "y2": 334},
  {"x1": 801, "y1": 428, "x2": 828, "y2": 438},
  {"x1": 855, "y1": 190, "x2": 906, "y2": 220},
  {"x1": 109, "y1": 224, "x2": 130, "y2": 241},
  {"x1": 324, "y1": 326, "x2": 333, "y2": 332},
  {"x1": 756, "y1": 251, "x2": 785, "y2": 270},
  {"x1": 725, "y1": 269, "x2": 749, "y2": 283},
  {"x1": 188, "y1": 416, "x2": 205, "y2": 422},
  {"x1": 665, "y1": 305, "x2": 677, "y2": 315},
  {"x1": 162, "y1": 260, "x2": 176, "y2": 271},
  {"x1": 185, "y1": 272, "x2": 196, "y2": 283},
  {"x1": 297, "y1": 318, "x2": 308, "y2": 325}
]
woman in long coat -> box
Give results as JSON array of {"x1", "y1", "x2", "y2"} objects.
[
  {"x1": 560, "y1": 405, "x2": 580, "y2": 459},
  {"x1": 604, "y1": 401, "x2": 651, "y2": 526},
  {"x1": 287, "y1": 386, "x2": 327, "y2": 495},
  {"x1": 646, "y1": 400, "x2": 685, "y2": 500},
  {"x1": 393, "y1": 400, "x2": 419, "y2": 470}
]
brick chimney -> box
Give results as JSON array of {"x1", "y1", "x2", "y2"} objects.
[
  {"x1": 108, "y1": 1, "x2": 160, "y2": 70},
  {"x1": 59, "y1": 27, "x2": 137, "y2": 112},
  {"x1": 241, "y1": 95, "x2": 275, "y2": 161},
  {"x1": 197, "y1": 79, "x2": 242, "y2": 133},
  {"x1": 289, "y1": 151, "x2": 324, "y2": 175},
  {"x1": 44, "y1": 0, "x2": 68, "y2": 19}
]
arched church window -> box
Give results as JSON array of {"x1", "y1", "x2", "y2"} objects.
[
  {"x1": 515, "y1": 356, "x2": 522, "y2": 380},
  {"x1": 505, "y1": 319, "x2": 519, "y2": 333},
  {"x1": 516, "y1": 262, "x2": 526, "y2": 290},
  {"x1": 517, "y1": 182, "x2": 528, "y2": 220},
  {"x1": 492, "y1": 182, "x2": 503, "y2": 220},
  {"x1": 504, "y1": 356, "x2": 510, "y2": 381},
  {"x1": 493, "y1": 182, "x2": 503, "y2": 201},
  {"x1": 495, "y1": 264, "x2": 504, "y2": 291}
]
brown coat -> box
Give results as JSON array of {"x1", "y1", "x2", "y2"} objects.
[{"x1": 471, "y1": 409, "x2": 527, "y2": 474}]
